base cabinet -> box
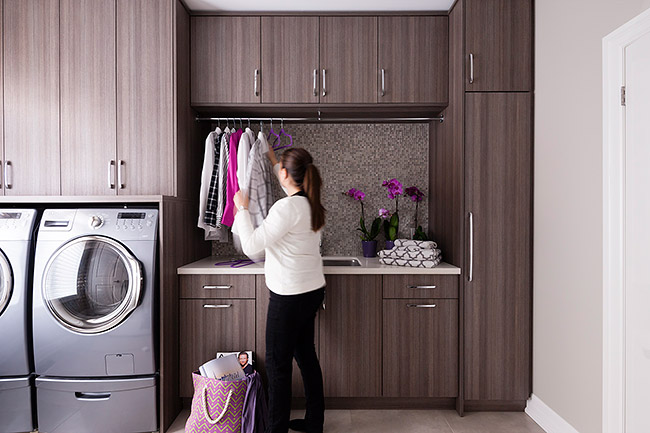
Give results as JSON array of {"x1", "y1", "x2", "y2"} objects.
[
  {"x1": 179, "y1": 296, "x2": 255, "y2": 398},
  {"x1": 383, "y1": 299, "x2": 458, "y2": 397}
]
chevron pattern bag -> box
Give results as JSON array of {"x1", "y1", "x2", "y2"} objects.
[{"x1": 185, "y1": 372, "x2": 248, "y2": 433}]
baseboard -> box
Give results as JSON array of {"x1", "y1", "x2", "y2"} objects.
[{"x1": 525, "y1": 394, "x2": 580, "y2": 433}]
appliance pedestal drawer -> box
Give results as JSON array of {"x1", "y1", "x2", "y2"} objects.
[
  {"x1": 36, "y1": 376, "x2": 157, "y2": 433},
  {"x1": 0, "y1": 376, "x2": 33, "y2": 433}
]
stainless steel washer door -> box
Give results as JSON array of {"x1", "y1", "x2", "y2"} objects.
[
  {"x1": 0, "y1": 250, "x2": 12, "y2": 316},
  {"x1": 42, "y1": 236, "x2": 142, "y2": 334}
]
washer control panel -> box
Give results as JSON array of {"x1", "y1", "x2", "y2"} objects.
[{"x1": 0, "y1": 209, "x2": 37, "y2": 240}]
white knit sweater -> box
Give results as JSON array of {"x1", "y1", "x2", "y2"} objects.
[{"x1": 233, "y1": 194, "x2": 325, "y2": 295}]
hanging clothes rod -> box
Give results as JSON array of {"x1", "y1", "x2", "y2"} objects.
[{"x1": 194, "y1": 115, "x2": 444, "y2": 123}]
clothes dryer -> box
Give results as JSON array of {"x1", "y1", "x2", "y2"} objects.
[
  {"x1": 0, "y1": 209, "x2": 37, "y2": 433},
  {"x1": 33, "y1": 208, "x2": 158, "y2": 433}
]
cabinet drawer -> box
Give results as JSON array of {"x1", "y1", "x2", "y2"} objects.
[
  {"x1": 180, "y1": 275, "x2": 256, "y2": 299},
  {"x1": 383, "y1": 275, "x2": 458, "y2": 299}
]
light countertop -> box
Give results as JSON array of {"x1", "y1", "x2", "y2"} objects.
[{"x1": 178, "y1": 256, "x2": 462, "y2": 275}]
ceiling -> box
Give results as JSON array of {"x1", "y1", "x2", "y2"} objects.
[{"x1": 184, "y1": 0, "x2": 455, "y2": 12}]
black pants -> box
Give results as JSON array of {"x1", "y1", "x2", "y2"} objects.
[{"x1": 265, "y1": 287, "x2": 325, "y2": 433}]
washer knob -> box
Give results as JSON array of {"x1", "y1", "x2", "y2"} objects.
[{"x1": 90, "y1": 215, "x2": 104, "y2": 229}]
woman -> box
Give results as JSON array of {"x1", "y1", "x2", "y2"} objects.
[{"x1": 233, "y1": 147, "x2": 326, "y2": 433}]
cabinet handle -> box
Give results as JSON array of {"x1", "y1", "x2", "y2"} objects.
[
  {"x1": 469, "y1": 53, "x2": 474, "y2": 84},
  {"x1": 322, "y1": 69, "x2": 327, "y2": 97},
  {"x1": 108, "y1": 160, "x2": 115, "y2": 189},
  {"x1": 4, "y1": 161, "x2": 12, "y2": 189},
  {"x1": 407, "y1": 285, "x2": 437, "y2": 289},
  {"x1": 254, "y1": 69, "x2": 259, "y2": 97},
  {"x1": 407, "y1": 304, "x2": 437, "y2": 308},
  {"x1": 313, "y1": 69, "x2": 318, "y2": 96},
  {"x1": 117, "y1": 160, "x2": 125, "y2": 189},
  {"x1": 203, "y1": 304, "x2": 232, "y2": 309},
  {"x1": 381, "y1": 68, "x2": 386, "y2": 97},
  {"x1": 203, "y1": 285, "x2": 232, "y2": 290},
  {"x1": 468, "y1": 211, "x2": 474, "y2": 282}
]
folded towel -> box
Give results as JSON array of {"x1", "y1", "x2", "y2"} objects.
[
  {"x1": 379, "y1": 256, "x2": 442, "y2": 269},
  {"x1": 394, "y1": 239, "x2": 438, "y2": 249},
  {"x1": 378, "y1": 247, "x2": 441, "y2": 261}
]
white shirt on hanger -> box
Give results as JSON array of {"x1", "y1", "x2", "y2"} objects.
[{"x1": 197, "y1": 128, "x2": 221, "y2": 238}]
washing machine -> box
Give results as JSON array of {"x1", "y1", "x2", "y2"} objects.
[
  {"x1": 33, "y1": 208, "x2": 158, "y2": 433},
  {"x1": 0, "y1": 209, "x2": 37, "y2": 433}
]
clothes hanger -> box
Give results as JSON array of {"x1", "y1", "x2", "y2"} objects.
[
  {"x1": 268, "y1": 119, "x2": 280, "y2": 147},
  {"x1": 274, "y1": 118, "x2": 293, "y2": 150}
]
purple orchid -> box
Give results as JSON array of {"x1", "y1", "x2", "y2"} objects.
[
  {"x1": 405, "y1": 186, "x2": 424, "y2": 202},
  {"x1": 344, "y1": 188, "x2": 365, "y2": 201},
  {"x1": 382, "y1": 178, "x2": 403, "y2": 200},
  {"x1": 379, "y1": 208, "x2": 390, "y2": 219}
]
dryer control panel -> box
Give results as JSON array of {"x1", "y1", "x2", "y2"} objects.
[
  {"x1": 39, "y1": 209, "x2": 158, "y2": 241},
  {"x1": 0, "y1": 209, "x2": 37, "y2": 241}
]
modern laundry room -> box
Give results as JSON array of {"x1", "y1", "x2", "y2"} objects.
[{"x1": 1, "y1": 0, "x2": 650, "y2": 433}]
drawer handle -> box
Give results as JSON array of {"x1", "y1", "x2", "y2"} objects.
[
  {"x1": 407, "y1": 304, "x2": 437, "y2": 308},
  {"x1": 407, "y1": 285, "x2": 437, "y2": 289},
  {"x1": 75, "y1": 392, "x2": 111, "y2": 401},
  {"x1": 203, "y1": 304, "x2": 232, "y2": 309},
  {"x1": 203, "y1": 285, "x2": 232, "y2": 290}
]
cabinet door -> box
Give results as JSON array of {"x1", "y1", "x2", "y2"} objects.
[
  {"x1": 465, "y1": 0, "x2": 532, "y2": 91},
  {"x1": 179, "y1": 299, "x2": 256, "y2": 398},
  {"x1": 383, "y1": 299, "x2": 458, "y2": 397},
  {"x1": 60, "y1": 0, "x2": 117, "y2": 196},
  {"x1": 320, "y1": 17, "x2": 377, "y2": 103},
  {"x1": 3, "y1": 0, "x2": 60, "y2": 196},
  {"x1": 464, "y1": 93, "x2": 532, "y2": 401},
  {"x1": 319, "y1": 275, "x2": 382, "y2": 397},
  {"x1": 191, "y1": 17, "x2": 261, "y2": 104},
  {"x1": 117, "y1": 0, "x2": 174, "y2": 196},
  {"x1": 261, "y1": 17, "x2": 319, "y2": 103},
  {"x1": 378, "y1": 16, "x2": 448, "y2": 104},
  {"x1": 255, "y1": 276, "x2": 317, "y2": 398}
]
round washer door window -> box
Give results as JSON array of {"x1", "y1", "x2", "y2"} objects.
[
  {"x1": 42, "y1": 236, "x2": 143, "y2": 334},
  {"x1": 0, "y1": 249, "x2": 13, "y2": 316}
]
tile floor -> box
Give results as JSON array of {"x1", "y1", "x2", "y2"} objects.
[{"x1": 169, "y1": 409, "x2": 546, "y2": 433}]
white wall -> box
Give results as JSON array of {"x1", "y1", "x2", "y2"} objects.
[{"x1": 534, "y1": 1, "x2": 650, "y2": 432}]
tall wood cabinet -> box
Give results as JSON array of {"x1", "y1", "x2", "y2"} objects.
[
  {"x1": 464, "y1": 93, "x2": 532, "y2": 402},
  {"x1": 2, "y1": 0, "x2": 61, "y2": 196},
  {"x1": 60, "y1": 0, "x2": 117, "y2": 196},
  {"x1": 465, "y1": 0, "x2": 533, "y2": 91},
  {"x1": 0, "y1": 0, "x2": 3, "y2": 196}
]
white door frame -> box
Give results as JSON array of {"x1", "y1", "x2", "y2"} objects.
[{"x1": 602, "y1": 8, "x2": 650, "y2": 433}]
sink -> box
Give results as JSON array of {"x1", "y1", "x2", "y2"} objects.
[{"x1": 323, "y1": 258, "x2": 361, "y2": 267}]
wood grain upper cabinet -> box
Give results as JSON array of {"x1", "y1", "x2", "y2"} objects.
[
  {"x1": 117, "y1": 0, "x2": 174, "y2": 195},
  {"x1": 191, "y1": 17, "x2": 261, "y2": 104},
  {"x1": 2, "y1": 0, "x2": 60, "y2": 196},
  {"x1": 464, "y1": 93, "x2": 532, "y2": 401},
  {"x1": 465, "y1": 0, "x2": 533, "y2": 91},
  {"x1": 60, "y1": 0, "x2": 117, "y2": 196},
  {"x1": 378, "y1": 16, "x2": 448, "y2": 104},
  {"x1": 261, "y1": 17, "x2": 319, "y2": 103},
  {"x1": 319, "y1": 275, "x2": 382, "y2": 397},
  {"x1": 383, "y1": 298, "x2": 458, "y2": 397},
  {"x1": 319, "y1": 17, "x2": 378, "y2": 103}
]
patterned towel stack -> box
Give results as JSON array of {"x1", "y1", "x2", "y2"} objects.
[{"x1": 378, "y1": 239, "x2": 442, "y2": 268}]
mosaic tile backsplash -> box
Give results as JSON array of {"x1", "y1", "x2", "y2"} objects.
[{"x1": 211, "y1": 122, "x2": 429, "y2": 257}]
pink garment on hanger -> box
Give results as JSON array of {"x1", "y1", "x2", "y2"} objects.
[{"x1": 221, "y1": 129, "x2": 243, "y2": 227}]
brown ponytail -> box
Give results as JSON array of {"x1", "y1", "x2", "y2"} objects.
[{"x1": 280, "y1": 148, "x2": 326, "y2": 231}]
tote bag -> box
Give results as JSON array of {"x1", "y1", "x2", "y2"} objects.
[{"x1": 185, "y1": 372, "x2": 248, "y2": 433}]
